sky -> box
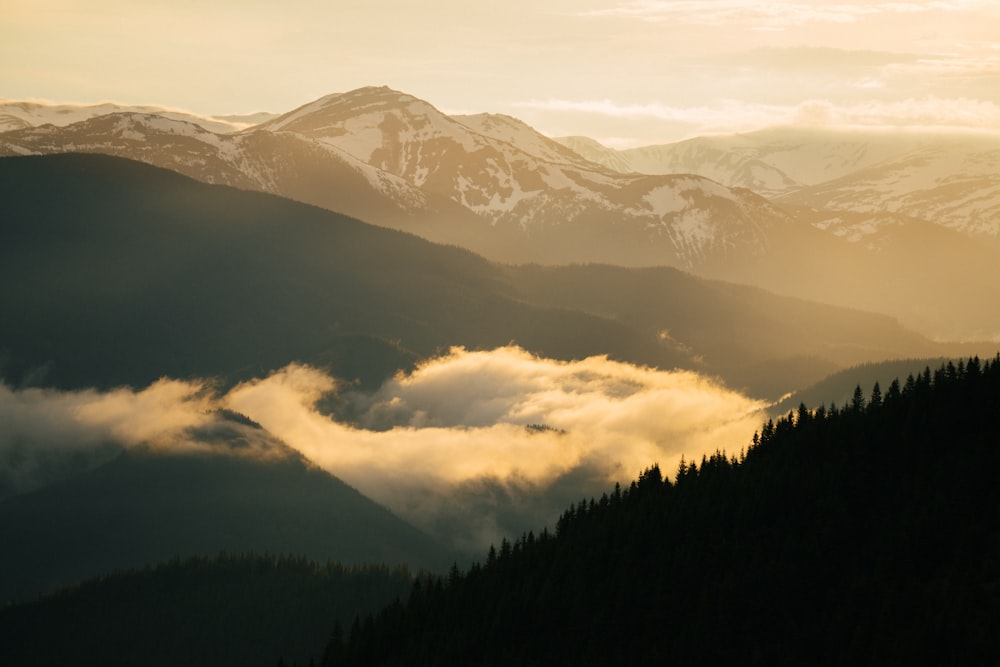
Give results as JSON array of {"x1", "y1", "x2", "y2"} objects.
[{"x1": 3, "y1": 0, "x2": 1000, "y2": 147}]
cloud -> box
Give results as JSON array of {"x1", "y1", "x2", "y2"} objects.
[
  {"x1": 224, "y1": 347, "x2": 765, "y2": 551},
  {"x1": 0, "y1": 379, "x2": 283, "y2": 498},
  {"x1": 1, "y1": 347, "x2": 766, "y2": 552},
  {"x1": 580, "y1": 0, "x2": 977, "y2": 28}
]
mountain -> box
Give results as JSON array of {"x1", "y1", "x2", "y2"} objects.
[
  {"x1": 0, "y1": 88, "x2": 799, "y2": 271},
  {"x1": 554, "y1": 135, "x2": 637, "y2": 173},
  {"x1": 555, "y1": 127, "x2": 1000, "y2": 239},
  {"x1": 0, "y1": 98, "x2": 276, "y2": 133},
  {"x1": 0, "y1": 111, "x2": 452, "y2": 230},
  {"x1": 0, "y1": 153, "x2": 689, "y2": 391},
  {"x1": 0, "y1": 417, "x2": 453, "y2": 604},
  {"x1": 555, "y1": 128, "x2": 1000, "y2": 339},
  {"x1": 320, "y1": 356, "x2": 1000, "y2": 666},
  {"x1": 770, "y1": 357, "x2": 952, "y2": 416},
  {"x1": 5, "y1": 90, "x2": 1000, "y2": 341},
  {"x1": 776, "y1": 136, "x2": 1000, "y2": 238},
  {"x1": 254, "y1": 86, "x2": 799, "y2": 269},
  {"x1": 0, "y1": 554, "x2": 415, "y2": 667},
  {"x1": 1, "y1": 153, "x2": 963, "y2": 400}
]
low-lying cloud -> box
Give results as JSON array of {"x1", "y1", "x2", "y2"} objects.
[
  {"x1": 1, "y1": 347, "x2": 766, "y2": 552},
  {"x1": 0, "y1": 379, "x2": 281, "y2": 498},
  {"x1": 224, "y1": 347, "x2": 765, "y2": 550}
]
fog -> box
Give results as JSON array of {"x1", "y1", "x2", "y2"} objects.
[
  {"x1": 226, "y1": 346, "x2": 765, "y2": 550},
  {"x1": 1, "y1": 346, "x2": 766, "y2": 551}
]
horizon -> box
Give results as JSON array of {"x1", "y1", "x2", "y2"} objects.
[{"x1": 4, "y1": 1, "x2": 1000, "y2": 147}]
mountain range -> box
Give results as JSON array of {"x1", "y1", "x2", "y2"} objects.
[
  {"x1": 558, "y1": 127, "x2": 1000, "y2": 239},
  {"x1": 1, "y1": 153, "x2": 961, "y2": 399},
  {"x1": 3, "y1": 152, "x2": 985, "y2": 603},
  {"x1": 3, "y1": 87, "x2": 998, "y2": 341},
  {"x1": 3, "y1": 87, "x2": 999, "y2": 610}
]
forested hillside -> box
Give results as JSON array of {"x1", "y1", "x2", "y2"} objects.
[
  {"x1": 0, "y1": 553, "x2": 414, "y2": 667},
  {"x1": 320, "y1": 356, "x2": 1000, "y2": 666}
]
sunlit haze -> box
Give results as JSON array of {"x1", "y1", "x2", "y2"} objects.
[{"x1": 4, "y1": 0, "x2": 999, "y2": 146}]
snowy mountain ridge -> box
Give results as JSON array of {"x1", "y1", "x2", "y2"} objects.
[
  {"x1": 247, "y1": 85, "x2": 783, "y2": 266},
  {"x1": 4, "y1": 87, "x2": 1000, "y2": 340},
  {"x1": 0, "y1": 111, "x2": 432, "y2": 220},
  {"x1": 1, "y1": 90, "x2": 784, "y2": 268},
  {"x1": 556, "y1": 128, "x2": 1000, "y2": 238},
  {"x1": 0, "y1": 99, "x2": 275, "y2": 134}
]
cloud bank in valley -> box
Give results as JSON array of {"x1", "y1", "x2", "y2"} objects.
[
  {"x1": 0, "y1": 379, "x2": 284, "y2": 498},
  {"x1": 225, "y1": 346, "x2": 766, "y2": 550},
  {"x1": 0, "y1": 347, "x2": 766, "y2": 551}
]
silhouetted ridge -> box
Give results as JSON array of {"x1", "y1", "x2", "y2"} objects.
[{"x1": 320, "y1": 356, "x2": 1000, "y2": 666}]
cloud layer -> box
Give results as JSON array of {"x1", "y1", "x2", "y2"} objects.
[
  {"x1": 1, "y1": 347, "x2": 766, "y2": 551},
  {"x1": 0, "y1": 379, "x2": 283, "y2": 498},
  {"x1": 224, "y1": 347, "x2": 765, "y2": 549}
]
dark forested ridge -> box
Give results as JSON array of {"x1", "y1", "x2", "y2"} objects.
[
  {"x1": 0, "y1": 553, "x2": 415, "y2": 667},
  {"x1": 319, "y1": 357, "x2": 1000, "y2": 666}
]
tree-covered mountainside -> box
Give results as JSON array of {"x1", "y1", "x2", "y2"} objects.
[
  {"x1": 0, "y1": 153, "x2": 962, "y2": 399},
  {"x1": 320, "y1": 357, "x2": 1000, "y2": 666},
  {"x1": 0, "y1": 553, "x2": 414, "y2": 667},
  {"x1": 770, "y1": 357, "x2": 953, "y2": 416}
]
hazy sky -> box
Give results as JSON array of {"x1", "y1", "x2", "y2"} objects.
[{"x1": 4, "y1": 0, "x2": 1000, "y2": 146}]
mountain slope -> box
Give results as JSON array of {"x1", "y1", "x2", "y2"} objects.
[
  {"x1": 324, "y1": 356, "x2": 1000, "y2": 666},
  {"x1": 556, "y1": 127, "x2": 1000, "y2": 238},
  {"x1": 0, "y1": 111, "x2": 443, "y2": 227},
  {"x1": 6, "y1": 91, "x2": 999, "y2": 340},
  {"x1": 0, "y1": 424, "x2": 454, "y2": 604},
  {"x1": 504, "y1": 263, "x2": 947, "y2": 397},
  {"x1": 0, "y1": 98, "x2": 274, "y2": 133},
  {"x1": 2, "y1": 153, "x2": 965, "y2": 399},
  {"x1": 1, "y1": 153, "x2": 694, "y2": 392},
  {"x1": 0, "y1": 554, "x2": 414, "y2": 667},
  {"x1": 252, "y1": 86, "x2": 791, "y2": 269},
  {"x1": 776, "y1": 138, "x2": 1000, "y2": 238},
  {"x1": 2, "y1": 153, "x2": 974, "y2": 397}
]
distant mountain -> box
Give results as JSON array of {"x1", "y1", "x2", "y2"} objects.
[
  {"x1": 0, "y1": 99, "x2": 276, "y2": 133},
  {"x1": 0, "y1": 153, "x2": 961, "y2": 400},
  {"x1": 1, "y1": 88, "x2": 796, "y2": 271},
  {"x1": 0, "y1": 153, "x2": 688, "y2": 392},
  {"x1": 251, "y1": 86, "x2": 795, "y2": 268},
  {"x1": 775, "y1": 136, "x2": 1000, "y2": 238},
  {"x1": 0, "y1": 424, "x2": 453, "y2": 604},
  {"x1": 555, "y1": 127, "x2": 1000, "y2": 239},
  {"x1": 0, "y1": 111, "x2": 449, "y2": 229},
  {"x1": 4, "y1": 91, "x2": 1000, "y2": 340},
  {"x1": 554, "y1": 135, "x2": 636, "y2": 173}
]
